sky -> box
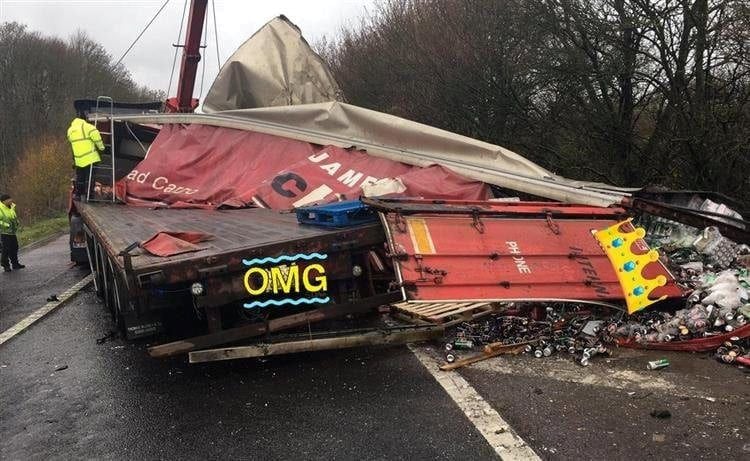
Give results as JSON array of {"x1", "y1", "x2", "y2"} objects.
[{"x1": 0, "y1": 0, "x2": 377, "y2": 97}]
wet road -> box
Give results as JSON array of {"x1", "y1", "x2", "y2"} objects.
[
  {"x1": 0, "y1": 237, "x2": 495, "y2": 460},
  {"x1": 1, "y1": 237, "x2": 749, "y2": 460},
  {"x1": 0, "y1": 234, "x2": 86, "y2": 331}
]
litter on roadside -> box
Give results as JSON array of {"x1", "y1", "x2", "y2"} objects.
[{"x1": 426, "y1": 207, "x2": 750, "y2": 370}]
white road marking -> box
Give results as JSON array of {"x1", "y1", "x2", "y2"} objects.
[
  {"x1": 0, "y1": 274, "x2": 93, "y2": 346},
  {"x1": 409, "y1": 345, "x2": 541, "y2": 461}
]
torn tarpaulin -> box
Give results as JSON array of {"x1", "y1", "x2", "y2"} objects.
[
  {"x1": 118, "y1": 124, "x2": 490, "y2": 209},
  {"x1": 141, "y1": 232, "x2": 213, "y2": 257}
]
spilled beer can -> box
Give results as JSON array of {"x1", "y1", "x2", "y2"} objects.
[{"x1": 646, "y1": 359, "x2": 670, "y2": 370}]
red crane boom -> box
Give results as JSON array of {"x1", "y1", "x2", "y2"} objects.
[{"x1": 165, "y1": 0, "x2": 208, "y2": 113}]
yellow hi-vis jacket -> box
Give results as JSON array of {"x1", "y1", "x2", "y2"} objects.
[
  {"x1": 67, "y1": 117, "x2": 104, "y2": 168},
  {"x1": 0, "y1": 202, "x2": 18, "y2": 235}
]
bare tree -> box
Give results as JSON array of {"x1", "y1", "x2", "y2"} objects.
[{"x1": 321, "y1": 0, "x2": 750, "y2": 202}]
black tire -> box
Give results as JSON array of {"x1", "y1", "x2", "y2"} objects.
[
  {"x1": 110, "y1": 261, "x2": 127, "y2": 334},
  {"x1": 87, "y1": 235, "x2": 105, "y2": 298}
]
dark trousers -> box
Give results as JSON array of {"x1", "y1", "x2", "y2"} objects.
[
  {"x1": 1, "y1": 233, "x2": 19, "y2": 268},
  {"x1": 75, "y1": 165, "x2": 91, "y2": 197}
]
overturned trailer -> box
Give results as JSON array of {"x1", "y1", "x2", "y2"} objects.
[
  {"x1": 74, "y1": 100, "x2": 745, "y2": 359},
  {"x1": 70, "y1": 14, "x2": 749, "y2": 360}
]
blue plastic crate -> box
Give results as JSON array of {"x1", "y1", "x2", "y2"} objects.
[{"x1": 296, "y1": 200, "x2": 378, "y2": 227}]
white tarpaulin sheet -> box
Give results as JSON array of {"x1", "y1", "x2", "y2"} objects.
[{"x1": 203, "y1": 16, "x2": 342, "y2": 112}]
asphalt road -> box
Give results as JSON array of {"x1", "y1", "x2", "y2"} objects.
[
  {"x1": 0, "y1": 234, "x2": 86, "y2": 332},
  {"x1": 0, "y1": 237, "x2": 495, "y2": 460},
  {"x1": 1, "y1": 236, "x2": 748, "y2": 460}
]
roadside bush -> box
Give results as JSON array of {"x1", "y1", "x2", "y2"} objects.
[{"x1": 8, "y1": 137, "x2": 71, "y2": 225}]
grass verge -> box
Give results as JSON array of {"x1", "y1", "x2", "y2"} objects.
[{"x1": 18, "y1": 214, "x2": 68, "y2": 247}]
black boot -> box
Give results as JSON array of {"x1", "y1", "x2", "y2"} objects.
[
  {"x1": 2, "y1": 266, "x2": 10, "y2": 272},
  {"x1": 12, "y1": 263, "x2": 25, "y2": 269}
]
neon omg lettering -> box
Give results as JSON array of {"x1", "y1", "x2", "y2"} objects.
[
  {"x1": 243, "y1": 264, "x2": 327, "y2": 295},
  {"x1": 241, "y1": 253, "x2": 330, "y2": 309}
]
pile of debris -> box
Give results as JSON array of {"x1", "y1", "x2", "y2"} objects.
[
  {"x1": 715, "y1": 338, "x2": 750, "y2": 366},
  {"x1": 614, "y1": 269, "x2": 749, "y2": 344},
  {"x1": 440, "y1": 224, "x2": 750, "y2": 369},
  {"x1": 443, "y1": 308, "x2": 617, "y2": 367}
]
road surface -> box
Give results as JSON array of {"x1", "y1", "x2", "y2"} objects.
[{"x1": 1, "y1": 235, "x2": 748, "y2": 460}]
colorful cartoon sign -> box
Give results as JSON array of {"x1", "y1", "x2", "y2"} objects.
[{"x1": 592, "y1": 219, "x2": 667, "y2": 314}]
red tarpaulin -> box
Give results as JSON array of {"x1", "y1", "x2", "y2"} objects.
[
  {"x1": 118, "y1": 124, "x2": 490, "y2": 209},
  {"x1": 141, "y1": 231, "x2": 213, "y2": 257},
  {"x1": 618, "y1": 323, "x2": 750, "y2": 352}
]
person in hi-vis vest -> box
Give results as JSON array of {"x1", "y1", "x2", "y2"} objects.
[
  {"x1": 67, "y1": 111, "x2": 104, "y2": 198},
  {"x1": 0, "y1": 193, "x2": 24, "y2": 272}
]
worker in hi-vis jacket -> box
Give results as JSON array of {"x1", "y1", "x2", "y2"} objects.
[
  {"x1": 67, "y1": 111, "x2": 104, "y2": 199},
  {"x1": 0, "y1": 193, "x2": 24, "y2": 272}
]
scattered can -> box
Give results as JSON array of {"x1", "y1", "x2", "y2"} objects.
[
  {"x1": 453, "y1": 339, "x2": 474, "y2": 350},
  {"x1": 647, "y1": 359, "x2": 670, "y2": 370}
]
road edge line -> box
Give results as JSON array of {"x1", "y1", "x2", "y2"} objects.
[
  {"x1": 0, "y1": 274, "x2": 93, "y2": 346},
  {"x1": 409, "y1": 344, "x2": 541, "y2": 461}
]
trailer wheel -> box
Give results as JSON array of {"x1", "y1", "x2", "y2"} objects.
[
  {"x1": 102, "y1": 256, "x2": 117, "y2": 320},
  {"x1": 110, "y1": 262, "x2": 128, "y2": 334},
  {"x1": 88, "y1": 235, "x2": 104, "y2": 298}
]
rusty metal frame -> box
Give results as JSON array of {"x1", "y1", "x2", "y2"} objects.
[
  {"x1": 363, "y1": 197, "x2": 628, "y2": 219},
  {"x1": 149, "y1": 291, "x2": 402, "y2": 357},
  {"x1": 188, "y1": 325, "x2": 444, "y2": 363}
]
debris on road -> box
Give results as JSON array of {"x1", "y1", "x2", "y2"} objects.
[
  {"x1": 646, "y1": 359, "x2": 670, "y2": 370},
  {"x1": 650, "y1": 410, "x2": 672, "y2": 419},
  {"x1": 438, "y1": 307, "x2": 616, "y2": 368},
  {"x1": 434, "y1": 218, "x2": 749, "y2": 369},
  {"x1": 95, "y1": 331, "x2": 117, "y2": 344},
  {"x1": 54, "y1": 365, "x2": 68, "y2": 371},
  {"x1": 714, "y1": 338, "x2": 750, "y2": 367}
]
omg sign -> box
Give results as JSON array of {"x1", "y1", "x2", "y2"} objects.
[{"x1": 241, "y1": 253, "x2": 330, "y2": 309}]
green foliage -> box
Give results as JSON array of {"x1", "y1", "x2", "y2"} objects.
[{"x1": 17, "y1": 214, "x2": 69, "y2": 247}]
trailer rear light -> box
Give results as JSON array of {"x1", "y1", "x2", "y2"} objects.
[
  {"x1": 190, "y1": 282, "x2": 205, "y2": 296},
  {"x1": 352, "y1": 265, "x2": 363, "y2": 277}
]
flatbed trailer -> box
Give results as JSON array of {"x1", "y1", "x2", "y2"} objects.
[{"x1": 76, "y1": 200, "x2": 394, "y2": 341}]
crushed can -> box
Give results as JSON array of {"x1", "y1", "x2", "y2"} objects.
[{"x1": 647, "y1": 359, "x2": 670, "y2": 370}]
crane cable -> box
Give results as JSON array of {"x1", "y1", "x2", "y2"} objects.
[
  {"x1": 166, "y1": 0, "x2": 189, "y2": 97},
  {"x1": 113, "y1": 0, "x2": 171, "y2": 70},
  {"x1": 197, "y1": 4, "x2": 209, "y2": 98},
  {"x1": 212, "y1": 0, "x2": 221, "y2": 68}
]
